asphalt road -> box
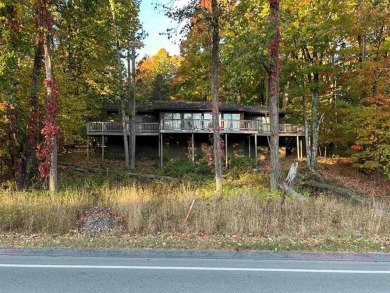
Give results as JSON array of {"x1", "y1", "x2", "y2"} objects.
[{"x1": 1, "y1": 248, "x2": 390, "y2": 293}]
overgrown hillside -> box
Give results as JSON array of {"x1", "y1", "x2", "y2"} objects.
[{"x1": 0, "y1": 151, "x2": 389, "y2": 252}]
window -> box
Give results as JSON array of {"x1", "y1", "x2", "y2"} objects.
[
  {"x1": 184, "y1": 113, "x2": 192, "y2": 119},
  {"x1": 222, "y1": 113, "x2": 240, "y2": 129},
  {"x1": 164, "y1": 113, "x2": 172, "y2": 119}
]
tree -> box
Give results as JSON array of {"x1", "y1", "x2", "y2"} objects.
[
  {"x1": 35, "y1": 0, "x2": 59, "y2": 193},
  {"x1": 341, "y1": 0, "x2": 390, "y2": 181},
  {"x1": 24, "y1": 22, "x2": 44, "y2": 189},
  {"x1": 210, "y1": 0, "x2": 222, "y2": 198},
  {"x1": 163, "y1": 0, "x2": 225, "y2": 196},
  {"x1": 221, "y1": 0, "x2": 270, "y2": 105},
  {"x1": 268, "y1": 0, "x2": 281, "y2": 190},
  {"x1": 282, "y1": 0, "x2": 348, "y2": 171},
  {"x1": 109, "y1": 0, "x2": 130, "y2": 168},
  {"x1": 0, "y1": 0, "x2": 36, "y2": 188},
  {"x1": 137, "y1": 48, "x2": 180, "y2": 101},
  {"x1": 108, "y1": 0, "x2": 142, "y2": 169},
  {"x1": 55, "y1": 0, "x2": 115, "y2": 150}
]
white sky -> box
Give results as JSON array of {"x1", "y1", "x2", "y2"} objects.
[{"x1": 138, "y1": 0, "x2": 188, "y2": 59}]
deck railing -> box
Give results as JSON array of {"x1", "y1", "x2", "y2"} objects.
[
  {"x1": 87, "y1": 120, "x2": 303, "y2": 135},
  {"x1": 87, "y1": 121, "x2": 124, "y2": 133},
  {"x1": 160, "y1": 119, "x2": 259, "y2": 132},
  {"x1": 136, "y1": 122, "x2": 160, "y2": 133},
  {"x1": 87, "y1": 121, "x2": 159, "y2": 134}
]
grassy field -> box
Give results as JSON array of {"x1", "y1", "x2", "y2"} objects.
[{"x1": 0, "y1": 153, "x2": 389, "y2": 252}]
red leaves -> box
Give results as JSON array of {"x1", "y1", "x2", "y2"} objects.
[
  {"x1": 34, "y1": 0, "x2": 56, "y2": 34},
  {"x1": 351, "y1": 145, "x2": 363, "y2": 151},
  {"x1": 46, "y1": 99, "x2": 59, "y2": 114},
  {"x1": 37, "y1": 97, "x2": 59, "y2": 178},
  {"x1": 37, "y1": 116, "x2": 58, "y2": 178},
  {"x1": 41, "y1": 118, "x2": 59, "y2": 138},
  {"x1": 339, "y1": 72, "x2": 349, "y2": 80},
  {"x1": 269, "y1": 0, "x2": 278, "y2": 8},
  {"x1": 43, "y1": 78, "x2": 52, "y2": 88},
  {"x1": 37, "y1": 60, "x2": 59, "y2": 179},
  {"x1": 36, "y1": 143, "x2": 50, "y2": 161},
  {"x1": 38, "y1": 161, "x2": 50, "y2": 178},
  {"x1": 53, "y1": 86, "x2": 60, "y2": 95}
]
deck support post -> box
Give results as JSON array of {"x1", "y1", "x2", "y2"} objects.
[
  {"x1": 192, "y1": 133, "x2": 195, "y2": 163},
  {"x1": 254, "y1": 135, "x2": 258, "y2": 167},
  {"x1": 158, "y1": 135, "x2": 160, "y2": 159},
  {"x1": 87, "y1": 136, "x2": 89, "y2": 160},
  {"x1": 248, "y1": 136, "x2": 251, "y2": 158},
  {"x1": 101, "y1": 135, "x2": 105, "y2": 160},
  {"x1": 225, "y1": 133, "x2": 228, "y2": 168},
  {"x1": 300, "y1": 138, "x2": 303, "y2": 160},
  {"x1": 296, "y1": 135, "x2": 299, "y2": 161},
  {"x1": 160, "y1": 133, "x2": 163, "y2": 167}
]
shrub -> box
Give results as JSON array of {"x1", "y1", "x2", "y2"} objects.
[
  {"x1": 228, "y1": 155, "x2": 256, "y2": 172},
  {"x1": 161, "y1": 158, "x2": 212, "y2": 180}
]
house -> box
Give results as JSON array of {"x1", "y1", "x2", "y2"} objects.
[{"x1": 86, "y1": 101, "x2": 304, "y2": 166}]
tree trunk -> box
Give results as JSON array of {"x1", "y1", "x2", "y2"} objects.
[
  {"x1": 129, "y1": 44, "x2": 136, "y2": 169},
  {"x1": 6, "y1": 101, "x2": 23, "y2": 188},
  {"x1": 309, "y1": 72, "x2": 320, "y2": 171},
  {"x1": 24, "y1": 33, "x2": 43, "y2": 188},
  {"x1": 109, "y1": 0, "x2": 129, "y2": 168},
  {"x1": 43, "y1": 31, "x2": 58, "y2": 193},
  {"x1": 268, "y1": 0, "x2": 281, "y2": 191},
  {"x1": 211, "y1": 0, "x2": 222, "y2": 198},
  {"x1": 49, "y1": 136, "x2": 58, "y2": 192},
  {"x1": 303, "y1": 94, "x2": 311, "y2": 164}
]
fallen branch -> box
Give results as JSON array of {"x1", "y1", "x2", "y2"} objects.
[
  {"x1": 303, "y1": 180, "x2": 362, "y2": 203},
  {"x1": 59, "y1": 163, "x2": 174, "y2": 180},
  {"x1": 126, "y1": 172, "x2": 174, "y2": 180},
  {"x1": 184, "y1": 199, "x2": 196, "y2": 224}
]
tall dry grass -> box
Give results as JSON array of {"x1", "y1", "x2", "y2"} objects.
[
  {"x1": 0, "y1": 183, "x2": 389, "y2": 238},
  {"x1": 0, "y1": 190, "x2": 90, "y2": 234},
  {"x1": 102, "y1": 183, "x2": 389, "y2": 237}
]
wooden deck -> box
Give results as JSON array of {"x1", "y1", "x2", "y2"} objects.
[{"x1": 86, "y1": 119, "x2": 304, "y2": 136}]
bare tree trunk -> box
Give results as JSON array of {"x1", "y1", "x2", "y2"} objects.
[
  {"x1": 309, "y1": 72, "x2": 320, "y2": 171},
  {"x1": 43, "y1": 31, "x2": 58, "y2": 193},
  {"x1": 49, "y1": 136, "x2": 58, "y2": 192},
  {"x1": 211, "y1": 0, "x2": 222, "y2": 198},
  {"x1": 268, "y1": 0, "x2": 281, "y2": 191},
  {"x1": 118, "y1": 46, "x2": 129, "y2": 168},
  {"x1": 129, "y1": 44, "x2": 136, "y2": 169},
  {"x1": 303, "y1": 94, "x2": 311, "y2": 165},
  {"x1": 109, "y1": 0, "x2": 129, "y2": 168}
]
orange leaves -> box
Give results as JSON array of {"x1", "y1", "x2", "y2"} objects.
[{"x1": 0, "y1": 102, "x2": 6, "y2": 113}]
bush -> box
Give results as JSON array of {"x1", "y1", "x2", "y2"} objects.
[
  {"x1": 228, "y1": 156, "x2": 256, "y2": 172},
  {"x1": 161, "y1": 158, "x2": 212, "y2": 181}
]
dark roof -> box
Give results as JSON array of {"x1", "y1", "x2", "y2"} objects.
[{"x1": 136, "y1": 100, "x2": 284, "y2": 114}]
